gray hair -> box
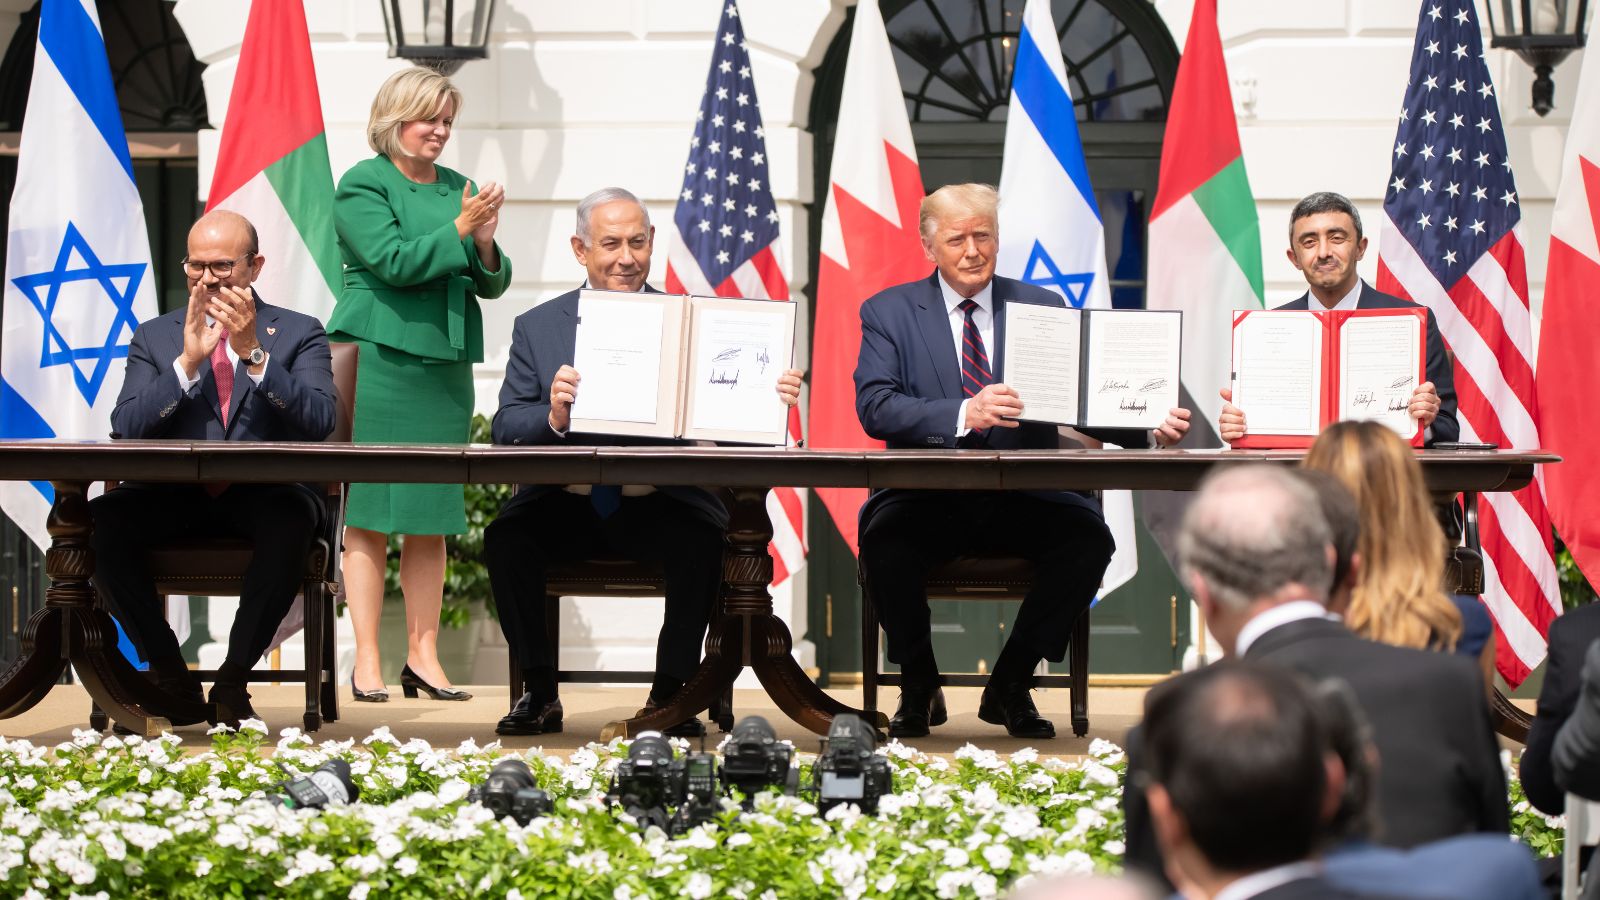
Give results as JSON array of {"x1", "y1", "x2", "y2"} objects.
[
  {"x1": 1289, "y1": 191, "x2": 1363, "y2": 241},
  {"x1": 575, "y1": 187, "x2": 651, "y2": 246},
  {"x1": 1178, "y1": 464, "x2": 1334, "y2": 611}
]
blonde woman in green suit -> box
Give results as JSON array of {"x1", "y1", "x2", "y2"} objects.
[{"x1": 328, "y1": 68, "x2": 511, "y2": 703}]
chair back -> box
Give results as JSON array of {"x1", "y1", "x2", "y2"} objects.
[{"x1": 329, "y1": 342, "x2": 358, "y2": 443}]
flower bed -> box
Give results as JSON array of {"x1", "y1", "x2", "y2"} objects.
[
  {"x1": 0, "y1": 725, "x2": 1564, "y2": 899},
  {"x1": 3, "y1": 725, "x2": 1128, "y2": 899}
]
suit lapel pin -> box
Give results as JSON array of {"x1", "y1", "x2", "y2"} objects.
[{"x1": 266, "y1": 326, "x2": 276, "y2": 335}]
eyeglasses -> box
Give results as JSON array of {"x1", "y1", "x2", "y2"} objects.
[{"x1": 180, "y1": 253, "x2": 252, "y2": 278}]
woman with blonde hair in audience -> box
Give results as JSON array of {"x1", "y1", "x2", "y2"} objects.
[{"x1": 1303, "y1": 420, "x2": 1495, "y2": 684}]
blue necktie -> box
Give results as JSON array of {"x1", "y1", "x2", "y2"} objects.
[{"x1": 590, "y1": 485, "x2": 622, "y2": 519}]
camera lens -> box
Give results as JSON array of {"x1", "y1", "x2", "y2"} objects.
[
  {"x1": 729, "y1": 715, "x2": 776, "y2": 750},
  {"x1": 629, "y1": 731, "x2": 675, "y2": 768},
  {"x1": 828, "y1": 713, "x2": 875, "y2": 757},
  {"x1": 481, "y1": 759, "x2": 539, "y2": 818}
]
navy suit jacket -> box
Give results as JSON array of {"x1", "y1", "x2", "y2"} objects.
[
  {"x1": 853, "y1": 273, "x2": 1148, "y2": 531},
  {"x1": 1277, "y1": 281, "x2": 1460, "y2": 446},
  {"x1": 110, "y1": 292, "x2": 336, "y2": 445},
  {"x1": 1521, "y1": 602, "x2": 1600, "y2": 815},
  {"x1": 490, "y1": 285, "x2": 728, "y2": 528}
]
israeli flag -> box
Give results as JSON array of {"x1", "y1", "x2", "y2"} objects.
[
  {"x1": 1, "y1": 1, "x2": 170, "y2": 651},
  {"x1": 997, "y1": 0, "x2": 1137, "y2": 594}
]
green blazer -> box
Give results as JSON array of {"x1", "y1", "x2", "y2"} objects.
[{"x1": 326, "y1": 154, "x2": 511, "y2": 363}]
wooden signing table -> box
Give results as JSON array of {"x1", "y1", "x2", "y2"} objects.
[{"x1": 0, "y1": 442, "x2": 1555, "y2": 738}]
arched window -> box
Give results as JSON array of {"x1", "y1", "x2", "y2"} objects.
[
  {"x1": 810, "y1": 0, "x2": 1179, "y2": 311},
  {"x1": 0, "y1": 1, "x2": 208, "y2": 652}
]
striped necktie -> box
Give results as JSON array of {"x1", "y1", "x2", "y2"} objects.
[{"x1": 958, "y1": 299, "x2": 992, "y2": 397}]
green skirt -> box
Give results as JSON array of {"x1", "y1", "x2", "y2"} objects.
[{"x1": 335, "y1": 336, "x2": 471, "y2": 535}]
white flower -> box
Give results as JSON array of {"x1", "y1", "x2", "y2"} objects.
[
  {"x1": 375, "y1": 834, "x2": 404, "y2": 859},
  {"x1": 875, "y1": 873, "x2": 897, "y2": 893},
  {"x1": 506, "y1": 890, "x2": 523, "y2": 900},
  {"x1": 349, "y1": 885, "x2": 371, "y2": 900},
  {"x1": 393, "y1": 856, "x2": 418, "y2": 877},
  {"x1": 982, "y1": 843, "x2": 1013, "y2": 871},
  {"x1": 1104, "y1": 839, "x2": 1126, "y2": 855},
  {"x1": 1082, "y1": 761, "x2": 1119, "y2": 787},
  {"x1": 972, "y1": 873, "x2": 1000, "y2": 899},
  {"x1": 726, "y1": 832, "x2": 752, "y2": 847},
  {"x1": 194, "y1": 858, "x2": 212, "y2": 878},
  {"x1": 1010, "y1": 747, "x2": 1039, "y2": 765},
  {"x1": 942, "y1": 847, "x2": 970, "y2": 868},
  {"x1": 684, "y1": 873, "x2": 714, "y2": 898},
  {"x1": 238, "y1": 718, "x2": 268, "y2": 735},
  {"x1": 613, "y1": 886, "x2": 636, "y2": 900},
  {"x1": 935, "y1": 869, "x2": 972, "y2": 899}
]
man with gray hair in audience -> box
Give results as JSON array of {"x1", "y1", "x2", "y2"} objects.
[
  {"x1": 485, "y1": 187, "x2": 802, "y2": 737},
  {"x1": 1123, "y1": 463, "x2": 1507, "y2": 888}
]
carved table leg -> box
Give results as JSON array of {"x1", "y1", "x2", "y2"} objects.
[
  {"x1": 0, "y1": 605, "x2": 67, "y2": 717},
  {"x1": 603, "y1": 486, "x2": 883, "y2": 739},
  {"x1": 46, "y1": 480, "x2": 173, "y2": 736}
]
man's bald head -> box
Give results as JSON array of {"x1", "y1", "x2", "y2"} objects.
[
  {"x1": 185, "y1": 210, "x2": 263, "y2": 294},
  {"x1": 189, "y1": 210, "x2": 259, "y2": 258},
  {"x1": 1178, "y1": 464, "x2": 1334, "y2": 613}
]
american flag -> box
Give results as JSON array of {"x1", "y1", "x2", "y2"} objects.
[
  {"x1": 665, "y1": 0, "x2": 806, "y2": 585},
  {"x1": 1376, "y1": 0, "x2": 1558, "y2": 685}
]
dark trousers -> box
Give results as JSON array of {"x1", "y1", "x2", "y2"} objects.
[
  {"x1": 484, "y1": 490, "x2": 724, "y2": 685},
  {"x1": 89, "y1": 483, "x2": 322, "y2": 675},
  {"x1": 859, "y1": 490, "x2": 1113, "y2": 677}
]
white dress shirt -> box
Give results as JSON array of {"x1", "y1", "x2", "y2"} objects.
[
  {"x1": 1233, "y1": 600, "x2": 1340, "y2": 657},
  {"x1": 937, "y1": 273, "x2": 995, "y2": 438},
  {"x1": 1212, "y1": 861, "x2": 1323, "y2": 900},
  {"x1": 172, "y1": 339, "x2": 267, "y2": 393}
]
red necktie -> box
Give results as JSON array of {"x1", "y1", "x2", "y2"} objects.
[{"x1": 211, "y1": 330, "x2": 233, "y2": 426}]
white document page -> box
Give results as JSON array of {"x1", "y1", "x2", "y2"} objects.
[
  {"x1": 1231, "y1": 311, "x2": 1322, "y2": 436},
  {"x1": 571, "y1": 293, "x2": 666, "y2": 425},
  {"x1": 1001, "y1": 303, "x2": 1082, "y2": 425},
  {"x1": 688, "y1": 305, "x2": 789, "y2": 435},
  {"x1": 1082, "y1": 309, "x2": 1181, "y2": 428},
  {"x1": 1338, "y1": 313, "x2": 1421, "y2": 438}
]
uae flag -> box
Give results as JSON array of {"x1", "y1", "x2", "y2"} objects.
[
  {"x1": 1537, "y1": 3, "x2": 1600, "y2": 589},
  {"x1": 810, "y1": 0, "x2": 930, "y2": 552},
  {"x1": 1146, "y1": 0, "x2": 1263, "y2": 438},
  {"x1": 203, "y1": 0, "x2": 339, "y2": 319}
]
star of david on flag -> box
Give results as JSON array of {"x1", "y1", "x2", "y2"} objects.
[
  {"x1": 2, "y1": 0, "x2": 158, "y2": 554},
  {"x1": 1020, "y1": 240, "x2": 1095, "y2": 308}
]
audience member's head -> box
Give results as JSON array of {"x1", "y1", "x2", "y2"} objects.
[
  {"x1": 1141, "y1": 661, "x2": 1341, "y2": 895},
  {"x1": 1178, "y1": 464, "x2": 1334, "y2": 654},
  {"x1": 1291, "y1": 468, "x2": 1362, "y2": 615},
  {"x1": 1304, "y1": 420, "x2": 1462, "y2": 650},
  {"x1": 1311, "y1": 676, "x2": 1381, "y2": 846}
]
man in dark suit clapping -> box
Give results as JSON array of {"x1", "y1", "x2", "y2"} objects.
[
  {"x1": 852, "y1": 182, "x2": 1191, "y2": 739},
  {"x1": 92, "y1": 210, "x2": 337, "y2": 728},
  {"x1": 485, "y1": 187, "x2": 801, "y2": 737}
]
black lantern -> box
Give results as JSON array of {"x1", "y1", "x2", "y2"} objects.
[
  {"x1": 1483, "y1": 0, "x2": 1589, "y2": 116},
  {"x1": 381, "y1": 0, "x2": 498, "y2": 75}
]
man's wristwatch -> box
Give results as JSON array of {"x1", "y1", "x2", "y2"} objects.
[{"x1": 244, "y1": 345, "x2": 265, "y2": 367}]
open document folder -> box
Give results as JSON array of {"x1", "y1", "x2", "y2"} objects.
[{"x1": 570, "y1": 289, "x2": 797, "y2": 446}]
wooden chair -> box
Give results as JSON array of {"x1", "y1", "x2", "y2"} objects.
[
  {"x1": 859, "y1": 557, "x2": 1092, "y2": 738},
  {"x1": 505, "y1": 551, "x2": 736, "y2": 732},
  {"x1": 89, "y1": 342, "x2": 358, "y2": 733}
]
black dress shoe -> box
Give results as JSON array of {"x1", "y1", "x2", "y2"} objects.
[
  {"x1": 888, "y1": 686, "x2": 947, "y2": 739},
  {"x1": 111, "y1": 673, "x2": 208, "y2": 734},
  {"x1": 350, "y1": 673, "x2": 389, "y2": 703},
  {"x1": 978, "y1": 682, "x2": 1055, "y2": 739},
  {"x1": 208, "y1": 682, "x2": 258, "y2": 730},
  {"x1": 497, "y1": 693, "x2": 563, "y2": 735},
  {"x1": 400, "y1": 664, "x2": 471, "y2": 701},
  {"x1": 636, "y1": 696, "x2": 706, "y2": 738}
]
